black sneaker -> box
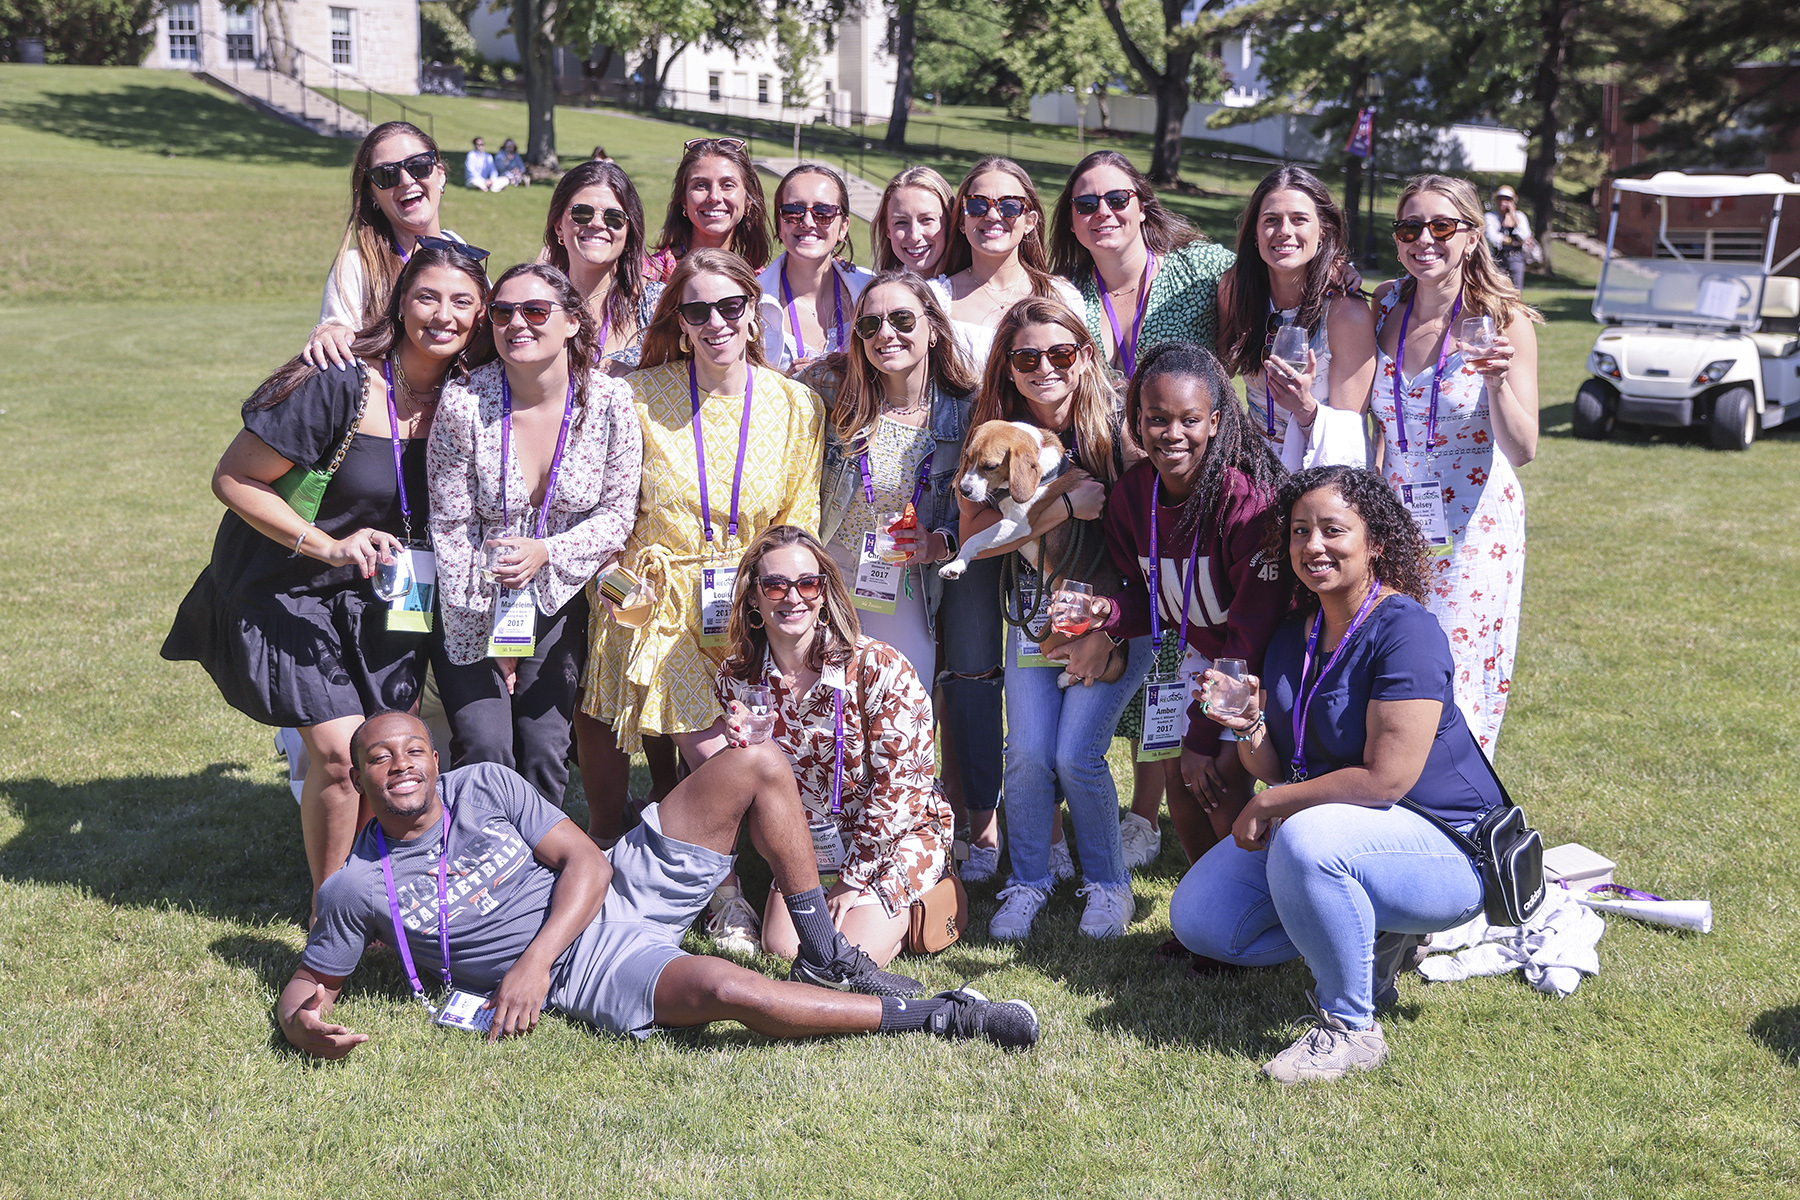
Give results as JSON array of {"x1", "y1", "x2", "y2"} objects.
[
  {"x1": 1372, "y1": 931, "x2": 1428, "y2": 1009},
  {"x1": 787, "y1": 933, "x2": 924, "y2": 997},
  {"x1": 925, "y1": 986, "x2": 1040, "y2": 1050}
]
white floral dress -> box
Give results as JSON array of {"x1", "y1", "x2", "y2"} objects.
[{"x1": 1373, "y1": 286, "x2": 1525, "y2": 753}]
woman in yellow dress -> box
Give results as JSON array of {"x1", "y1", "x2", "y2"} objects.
[{"x1": 580, "y1": 247, "x2": 824, "y2": 838}]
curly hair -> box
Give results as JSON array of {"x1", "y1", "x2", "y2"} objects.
[
  {"x1": 1268, "y1": 466, "x2": 1429, "y2": 610},
  {"x1": 721, "y1": 525, "x2": 861, "y2": 681}
]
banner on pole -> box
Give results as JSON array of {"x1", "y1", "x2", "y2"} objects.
[{"x1": 1345, "y1": 107, "x2": 1373, "y2": 159}]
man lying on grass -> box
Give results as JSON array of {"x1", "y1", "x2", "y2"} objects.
[{"x1": 277, "y1": 711, "x2": 1039, "y2": 1054}]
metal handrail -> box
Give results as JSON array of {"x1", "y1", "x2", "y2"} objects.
[{"x1": 191, "y1": 26, "x2": 434, "y2": 142}]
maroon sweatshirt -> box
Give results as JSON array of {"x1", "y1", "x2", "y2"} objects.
[{"x1": 1099, "y1": 459, "x2": 1291, "y2": 753}]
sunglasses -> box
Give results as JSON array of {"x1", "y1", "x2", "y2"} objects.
[
  {"x1": 779, "y1": 202, "x2": 844, "y2": 224},
  {"x1": 1072, "y1": 189, "x2": 1136, "y2": 216},
  {"x1": 570, "y1": 204, "x2": 627, "y2": 231},
  {"x1": 676, "y1": 295, "x2": 752, "y2": 325},
  {"x1": 685, "y1": 137, "x2": 748, "y2": 151},
  {"x1": 489, "y1": 300, "x2": 568, "y2": 326},
  {"x1": 416, "y1": 234, "x2": 489, "y2": 262},
  {"x1": 963, "y1": 195, "x2": 1029, "y2": 220},
  {"x1": 1007, "y1": 343, "x2": 1081, "y2": 373},
  {"x1": 1392, "y1": 217, "x2": 1475, "y2": 243},
  {"x1": 853, "y1": 309, "x2": 919, "y2": 339},
  {"x1": 757, "y1": 573, "x2": 825, "y2": 602},
  {"x1": 367, "y1": 151, "x2": 439, "y2": 191}
]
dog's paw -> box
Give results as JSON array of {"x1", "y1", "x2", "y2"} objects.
[
  {"x1": 1055, "y1": 670, "x2": 1077, "y2": 690},
  {"x1": 937, "y1": 559, "x2": 968, "y2": 580}
]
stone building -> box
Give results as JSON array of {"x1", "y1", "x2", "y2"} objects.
[{"x1": 146, "y1": 0, "x2": 422, "y2": 97}]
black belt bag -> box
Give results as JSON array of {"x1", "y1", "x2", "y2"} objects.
[{"x1": 1399, "y1": 732, "x2": 1546, "y2": 927}]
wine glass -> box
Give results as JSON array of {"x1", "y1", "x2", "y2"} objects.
[
  {"x1": 743, "y1": 685, "x2": 775, "y2": 744},
  {"x1": 481, "y1": 513, "x2": 529, "y2": 584},
  {"x1": 1271, "y1": 324, "x2": 1310, "y2": 375},
  {"x1": 372, "y1": 549, "x2": 413, "y2": 602},
  {"x1": 1050, "y1": 581, "x2": 1096, "y2": 636},
  {"x1": 1206, "y1": 657, "x2": 1251, "y2": 716},
  {"x1": 875, "y1": 511, "x2": 912, "y2": 563},
  {"x1": 1460, "y1": 315, "x2": 1497, "y2": 361}
]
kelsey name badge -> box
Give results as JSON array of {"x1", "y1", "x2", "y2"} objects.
[
  {"x1": 487, "y1": 585, "x2": 536, "y2": 657},
  {"x1": 385, "y1": 545, "x2": 437, "y2": 633},
  {"x1": 1397, "y1": 479, "x2": 1453, "y2": 557},
  {"x1": 852, "y1": 531, "x2": 901, "y2": 615},
  {"x1": 698, "y1": 565, "x2": 738, "y2": 647},
  {"x1": 1014, "y1": 579, "x2": 1057, "y2": 669}
]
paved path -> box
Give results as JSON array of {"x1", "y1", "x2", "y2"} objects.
[{"x1": 753, "y1": 156, "x2": 884, "y2": 222}]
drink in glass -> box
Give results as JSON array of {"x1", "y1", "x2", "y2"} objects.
[
  {"x1": 372, "y1": 549, "x2": 412, "y2": 602},
  {"x1": 742, "y1": 685, "x2": 776, "y2": 744},
  {"x1": 481, "y1": 514, "x2": 530, "y2": 584},
  {"x1": 875, "y1": 511, "x2": 912, "y2": 564},
  {"x1": 1207, "y1": 657, "x2": 1252, "y2": 716},
  {"x1": 1271, "y1": 323, "x2": 1310, "y2": 374},
  {"x1": 1050, "y1": 581, "x2": 1096, "y2": 636},
  {"x1": 1460, "y1": 315, "x2": 1497, "y2": 361}
]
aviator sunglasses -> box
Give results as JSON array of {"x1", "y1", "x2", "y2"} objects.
[
  {"x1": 367, "y1": 151, "x2": 439, "y2": 190},
  {"x1": 1072, "y1": 189, "x2": 1137, "y2": 216},
  {"x1": 1392, "y1": 216, "x2": 1475, "y2": 243},
  {"x1": 779, "y1": 202, "x2": 844, "y2": 224},
  {"x1": 676, "y1": 295, "x2": 752, "y2": 325},
  {"x1": 962, "y1": 195, "x2": 1029, "y2": 221},
  {"x1": 853, "y1": 309, "x2": 919, "y2": 339},
  {"x1": 489, "y1": 299, "x2": 569, "y2": 326},
  {"x1": 1007, "y1": 343, "x2": 1081, "y2": 372},
  {"x1": 757, "y1": 573, "x2": 825, "y2": 602},
  {"x1": 570, "y1": 204, "x2": 628, "y2": 231}
]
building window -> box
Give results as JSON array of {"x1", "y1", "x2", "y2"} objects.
[
  {"x1": 225, "y1": 10, "x2": 256, "y2": 61},
  {"x1": 167, "y1": 3, "x2": 197, "y2": 61},
  {"x1": 330, "y1": 8, "x2": 353, "y2": 65},
  {"x1": 757, "y1": 75, "x2": 770, "y2": 105},
  {"x1": 708, "y1": 72, "x2": 722, "y2": 103}
]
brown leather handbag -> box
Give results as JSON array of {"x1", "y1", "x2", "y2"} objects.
[{"x1": 906, "y1": 874, "x2": 969, "y2": 954}]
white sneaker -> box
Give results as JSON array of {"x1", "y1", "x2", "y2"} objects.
[
  {"x1": 1048, "y1": 838, "x2": 1076, "y2": 883},
  {"x1": 705, "y1": 886, "x2": 761, "y2": 956},
  {"x1": 963, "y1": 843, "x2": 1001, "y2": 883},
  {"x1": 1119, "y1": 812, "x2": 1161, "y2": 870},
  {"x1": 1076, "y1": 881, "x2": 1134, "y2": 938},
  {"x1": 989, "y1": 883, "x2": 1051, "y2": 941}
]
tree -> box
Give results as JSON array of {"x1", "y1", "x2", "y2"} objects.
[
  {"x1": 0, "y1": 0, "x2": 158, "y2": 63},
  {"x1": 1001, "y1": 0, "x2": 1140, "y2": 126},
  {"x1": 1091, "y1": 0, "x2": 1228, "y2": 183},
  {"x1": 912, "y1": 0, "x2": 1013, "y2": 107},
  {"x1": 884, "y1": 0, "x2": 916, "y2": 146},
  {"x1": 775, "y1": 8, "x2": 818, "y2": 108}
]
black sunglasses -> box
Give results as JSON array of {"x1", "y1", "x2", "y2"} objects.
[
  {"x1": 963, "y1": 195, "x2": 1029, "y2": 220},
  {"x1": 415, "y1": 234, "x2": 489, "y2": 262},
  {"x1": 367, "y1": 151, "x2": 439, "y2": 191},
  {"x1": 490, "y1": 300, "x2": 568, "y2": 326},
  {"x1": 570, "y1": 204, "x2": 628, "y2": 231},
  {"x1": 853, "y1": 309, "x2": 919, "y2": 339},
  {"x1": 1007, "y1": 343, "x2": 1081, "y2": 372},
  {"x1": 1392, "y1": 217, "x2": 1475, "y2": 243},
  {"x1": 1073, "y1": 190, "x2": 1136, "y2": 216},
  {"x1": 757, "y1": 573, "x2": 825, "y2": 602},
  {"x1": 779, "y1": 202, "x2": 844, "y2": 224},
  {"x1": 676, "y1": 295, "x2": 752, "y2": 325}
]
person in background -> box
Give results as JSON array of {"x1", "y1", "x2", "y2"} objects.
[
  {"x1": 1484, "y1": 185, "x2": 1532, "y2": 292},
  {"x1": 717, "y1": 526, "x2": 955, "y2": 970},
  {"x1": 427, "y1": 264, "x2": 640, "y2": 808},
  {"x1": 465, "y1": 137, "x2": 506, "y2": 192},
  {"x1": 872, "y1": 166, "x2": 955, "y2": 278},
  {"x1": 645, "y1": 138, "x2": 770, "y2": 282},
  {"x1": 1174, "y1": 466, "x2": 1499, "y2": 1084},
  {"x1": 540, "y1": 159, "x2": 663, "y2": 369},
  {"x1": 494, "y1": 138, "x2": 527, "y2": 188},
  {"x1": 758, "y1": 162, "x2": 874, "y2": 374}
]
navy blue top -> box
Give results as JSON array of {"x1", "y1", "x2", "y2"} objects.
[{"x1": 1264, "y1": 594, "x2": 1502, "y2": 824}]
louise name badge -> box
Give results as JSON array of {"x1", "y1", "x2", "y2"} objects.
[
  {"x1": 698, "y1": 565, "x2": 738, "y2": 647},
  {"x1": 852, "y1": 531, "x2": 901, "y2": 615},
  {"x1": 1396, "y1": 479, "x2": 1453, "y2": 557},
  {"x1": 810, "y1": 816, "x2": 846, "y2": 876},
  {"x1": 487, "y1": 585, "x2": 537, "y2": 658},
  {"x1": 383, "y1": 545, "x2": 437, "y2": 633}
]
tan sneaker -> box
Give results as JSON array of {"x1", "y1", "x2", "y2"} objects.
[{"x1": 1262, "y1": 990, "x2": 1389, "y2": 1084}]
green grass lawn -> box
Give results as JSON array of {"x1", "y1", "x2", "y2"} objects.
[{"x1": 3, "y1": 65, "x2": 1800, "y2": 1198}]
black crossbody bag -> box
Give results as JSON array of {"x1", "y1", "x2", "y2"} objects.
[{"x1": 1399, "y1": 733, "x2": 1546, "y2": 927}]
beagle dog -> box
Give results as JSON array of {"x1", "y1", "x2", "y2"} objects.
[{"x1": 937, "y1": 420, "x2": 1087, "y2": 580}]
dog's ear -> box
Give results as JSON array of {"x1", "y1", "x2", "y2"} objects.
[{"x1": 1007, "y1": 438, "x2": 1040, "y2": 502}]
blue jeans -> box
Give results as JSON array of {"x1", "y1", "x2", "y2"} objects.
[
  {"x1": 1169, "y1": 801, "x2": 1483, "y2": 1028},
  {"x1": 937, "y1": 556, "x2": 1005, "y2": 812},
  {"x1": 1001, "y1": 630, "x2": 1152, "y2": 889}
]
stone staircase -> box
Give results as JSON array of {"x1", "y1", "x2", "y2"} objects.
[{"x1": 200, "y1": 65, "x2": 371, "y2": 140}]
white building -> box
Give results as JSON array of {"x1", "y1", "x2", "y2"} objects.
[{"x1": 146, "y1": 0, "x2": 422, "y2": 96}]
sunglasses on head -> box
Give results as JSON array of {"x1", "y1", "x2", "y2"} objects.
[
  {"x1": 1392, "y1": 216, "x2": 1474, "y2": 243},
  {"x1": 676, "y1": 295, "x2": 752, "y2": 325},
  {"x1": 779, "y1": 201, "x2": 844, "y2": 224},
  {"x1": 367, "y1": 151, "x2": 439, "y2": 191},
  {"x1": 1072, "y1": 189, "x2": 1136, "y2": 216},
  {"x1": 685, "y1": 137, "x2": 748, "y2": 151},
  {"x1": 853, "y1": 309, "x2": 919, "y2": 339},
  {"x1": 415, "y1": 234, "x2": 489, "y2": 262},
  {"x1": 570, "y1": 204, "x2": 627, "y2": 231},
  {"x1": 489, "y1": 299, "x2": 568, "y2": 326},
  {"x1": 963, "y1": 195, "x2": 1029, "y2": 220},
  {"x1": 1007, "y1": 343, "x2": 1081, "y2": 372},
  {"x1": 757, "y1": 573, "x2": 825, "y2": 602}
]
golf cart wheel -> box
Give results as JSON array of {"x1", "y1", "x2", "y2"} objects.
[
  {"x1": 1573, "y1": 380, "x2": 1617, "y2": 440},
  {"x1": 1710, "y1": 386, "x2": 1756, "y2": 452}
]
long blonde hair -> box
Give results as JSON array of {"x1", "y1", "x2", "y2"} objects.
[
  {"x1": 1394, "y1": 174, "x2": 1543, "y2": 327},
  {"x1": 872, "y1": 167, "x2": 955, "y2": 273},
  {"x1": 637, "y1": 248, "x2": 770, "y2": 371},
  {"x1": 722, "y1": 525, "x2": 861, "y2": 681},
  {"x1": 970, "y1": 296, "x2": 1125, "y2": 487},
  {"x1": 826, "y1": 271, "x2": 977, "y2": 444}
]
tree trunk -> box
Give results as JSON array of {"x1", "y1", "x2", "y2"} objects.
[
  {"x1": 1521, "y1": 0, "x2": 1571, "y2": 273},
  {"x1": 884, "y1": 0, "x2": 914, "y2": 148},
  {"x1": 516, "y1": 0, "x2": 559, "y2": 168},
  {"x1": 654, "y1": 41, "x2": 689, "y2": 111},
  {"x1": 637, "y1": 43, "x2": 660, "y2": 110},
  {"x1": 261, "y1": 0, "x2": 296, "y2": 75},
  {"x1": 1340, "y1": 62, "x2": 1366, "y2": 261},
  {"x1": 1147, "y1": 46, "x2": 1194, "y2": 184},
  {"x1": 1098, "y1": 89, "x2": 1111, "y2": 131}
]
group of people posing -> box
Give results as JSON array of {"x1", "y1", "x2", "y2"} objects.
[{"x1": 161, "y1": 120, "x2": 1540, "y2": 1082}]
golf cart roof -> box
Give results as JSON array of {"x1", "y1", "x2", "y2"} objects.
[{"x1": 1613, "y1": 172, "x2": 1800, "y2": 199}]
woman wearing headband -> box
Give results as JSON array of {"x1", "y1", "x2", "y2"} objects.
[
  {"x1": 542, "y1": 160, "x2": 663, "y2": 370},
  {"x1": 757, "y1": 162, "x2": 874, "y2": 374},
  {"x1": 645, "y1": 138, "x2": 771, "y2": 282},
  {"x1": 872, "y1": 166, "x2": 955, "y2": 278}
]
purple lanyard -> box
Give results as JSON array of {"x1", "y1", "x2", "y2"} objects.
[
  {"x1": 780, "y1": 261, "x2": 844, "y2": 362},
  {"x1": 1261, "y1": 305, "x2": 1285, "y2": 439},
  {"x1": 1391, "y1": 293, "x2": 1463, "y2": 453},
  {"x1": 858, "y1": 448, "x2": 934, "y2": 509},
  {"x1": 394, "y1": 240, "x2": 411, "y2": 265},
  {"x1": 380, "y1": 358, "x2": 416, "y2": 543},
  {"x1": 591, "y1": 311, "x2": 613, "y2": 365},
  {"x1": 499, "y1": 374, "x2": 577, "y2": 540},
  {"x1": 374, "y1": 804, "x2": 457, "y2": 1001},
  {"x1": 1145, "y1": 487, "x2": 1203, "y2": 659},
  {"x1": 688, "y1": 360, "x2": 755, "y2": 543},
  {"x1": 1289, "y1": 580, "x2": 1383, "y2": 782},
  {"x1": 830, "y1": 687, "x2": 845, "y2": 814},
  {"x1": 1098, "y1": 250, "x2": 1156, "y2": 378}
]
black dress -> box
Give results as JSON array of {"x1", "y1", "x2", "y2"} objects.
[{"x1": 161, "y1": 361, "x2": 434, "y2": 727}]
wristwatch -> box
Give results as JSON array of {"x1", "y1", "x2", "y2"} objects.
[{"x1": 934, "y1": 526, "x2": 959, "y2": 562}]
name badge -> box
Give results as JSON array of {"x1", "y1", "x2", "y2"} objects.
[
  {"x1": 1014, "y1": 578, "x2": 1057, "y2": 669},
  {"x1": 810, "y1": 816, "x2": 846, "y2": 875},
  {"x1": 1140, "y1": 646, "x2": 1209, "y2": 761},
  {"x1": 1396, "y1": 478, "x2": 1454, "y2": 557},
  {"x1": 698, "y1": 565, "x2": 738, "y2": 647},
  {"x1": 432, "y1": 987, "x2": 494, "y2": 1034},
  {"x1": 384, "y1": 545, "x2": 436, "y2": 633},
  {"x1": 487, "y1": 585, "x2": 537, "y2": 658},
  {"x1": 852, "y1": 531, "x2": 901, "y2": 614}
]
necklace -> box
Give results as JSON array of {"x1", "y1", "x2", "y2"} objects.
[
  {"x1": 391, "y1": 353, "x2": 442, "y2": 409},
  {"x1": 978, "y1": 273, "x2": 1031, "y2": 302}
]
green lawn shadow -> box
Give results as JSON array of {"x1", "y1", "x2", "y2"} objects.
[{"x1": 1749, "y1": 1004, "x2": 1800, "y2": 1068}]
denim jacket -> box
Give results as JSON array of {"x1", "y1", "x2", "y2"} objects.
[{"x1": 813, "y1": 371, "x2": 973, "y2": 631}]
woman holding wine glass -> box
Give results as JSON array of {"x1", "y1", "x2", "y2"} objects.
[
  {"x1": 757, "y1": 163, "x2": 875, "y2": 374},
  {"x1": 541, "y1": 160, "x2": 664, "y2": 369},
  {"x1": 644, "y1": 138, "x2": 771, "y2": 282}
]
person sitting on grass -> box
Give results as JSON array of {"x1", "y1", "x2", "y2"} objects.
[
  {"x1": 277, "y1": 711, "x2": 1040, "y2": 1056},
  {"x1": 494, "y1": 138, "x2": 527, "y2": 188},
  {"x1": 465, "y1": 137, "x2": 506, "y2": 192}
]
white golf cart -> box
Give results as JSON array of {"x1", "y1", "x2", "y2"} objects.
[{"x1": 1576, "y1": 172, "x2": 1800, "y2": 450}]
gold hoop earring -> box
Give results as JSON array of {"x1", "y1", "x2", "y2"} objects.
[
  {"x1": 747, "y1": 607, "x2": 765, "y2": 629},
  {"x1": 680, "y1": 332, "x2": 691, "y2": 354}
]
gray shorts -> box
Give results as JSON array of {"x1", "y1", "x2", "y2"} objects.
[{"x1": 547, "y1": 803, "x2": 733, "y2": 1038}]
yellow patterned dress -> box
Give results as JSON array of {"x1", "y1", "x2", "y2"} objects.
[{"x1": 581, "y1": 361, "x2": 824, "y2": 748}]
